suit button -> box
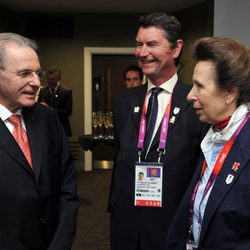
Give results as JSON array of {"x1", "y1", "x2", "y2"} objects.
[
  {"x1": 34, "y1": 185, "x2": 40, "y2": 193},
  {"x1": 40, "y1": 218, "x2": 48, "y2": 224}
]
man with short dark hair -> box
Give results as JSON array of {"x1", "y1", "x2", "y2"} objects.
[
  {"x1": 0, "y1": 32, "x2": 78, "y2": 250},
  {"x1": 109, "y1": 12, "x2": 207, "y2": 250},
  {"x1": 123, "y1": 64, "x2": 144, "y2": 88}
]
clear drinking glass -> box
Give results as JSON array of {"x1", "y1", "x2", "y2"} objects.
[
  {"x1": 103, "y1": 112, "x2": 110, "y2": 139},
  {"x1": 92, "y1": 112, "x2": 98, "y2": 138},
  {"x1": 97, "y1": 111, "x2": 104, "y2": 138},
  {"x1": 108, "y1": 112, "x2": 114, "y2": 139}
]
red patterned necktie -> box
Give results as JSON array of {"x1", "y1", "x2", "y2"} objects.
[{"x1": 8, "y1": 114, "x2": 33, "y2": 169}]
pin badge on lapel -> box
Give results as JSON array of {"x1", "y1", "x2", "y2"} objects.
[
  {"x1": 173, "y1": 107, "x2": 180, "y2": 115},
  {"x1": 134, "y1": 107, "x2": 140, "y2": 113},
  {"x1": 169, "y1": 116, "x2": 176, "y2": 124},
  {"x1": 231, "y1": 162, "x2": 240, "y2": 172},
  {"x1": 169, "y1": 107, "x2": 180, "y2": 124},
  {"x1": 225, "y1": 174, "x2": 234, "y2": 184}
]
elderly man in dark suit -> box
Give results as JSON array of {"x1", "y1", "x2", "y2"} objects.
[
  {"x1": 109, "y1": 12, "x2": 207, "y2": 250},
  {"x1": 0, "y1": 32, "x2": 78, "y2": 250},
  {"x1": 38, "y1": 66, "x2": 73, "y2": 137}
]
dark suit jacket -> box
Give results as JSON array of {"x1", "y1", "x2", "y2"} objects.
[
  {"x1": 38, "y1": 84, "x2": 73, "y2": 137},
  {"x1": 166, "y1": 119, "x2": 250, "y2": 250},
  {"x1": 0, "y1": 103, "x2": 78, "y2": 250},
  {"x1": 109, "y1": 80, "x2": 208, "y2": 250}
]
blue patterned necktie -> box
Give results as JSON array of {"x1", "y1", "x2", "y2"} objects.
[{"x1": 144, "y1": 87, "x2": 163, "y2": 152}]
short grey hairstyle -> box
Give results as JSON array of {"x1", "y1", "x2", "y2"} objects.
[{"x1": 0, "y1": 32, "x2": 38, "y2": 68}]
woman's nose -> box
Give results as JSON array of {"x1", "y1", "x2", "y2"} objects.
[{"x1": 187, "y1": 87, "x2": 196, "y2": 102}]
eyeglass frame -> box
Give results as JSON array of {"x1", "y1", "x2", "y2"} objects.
[{"x1": 0, "y1": 67, "x2": 45, "y2": 80}]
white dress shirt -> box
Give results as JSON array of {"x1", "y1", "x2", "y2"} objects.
[
  {"x1": 0, "y1": 104, "x2": 26, "y2": 133},
  {"x1": 145, "y1": 74, "x2": 178, "y2": 156}
]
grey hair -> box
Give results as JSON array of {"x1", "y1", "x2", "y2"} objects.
[{"x1": 0, "y1": 32, "x2": 38, "y2": 68}]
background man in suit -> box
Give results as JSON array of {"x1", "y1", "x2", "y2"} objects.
[
  {"x1": 123, "y1": 64, "x2": 144, "y2": 88},
  {"x1": 0, "y1": 32, "x2": 78, "y2": 250},
  {"x1": 109, "y1": 12, "x2": 207, "y2": 250},
  {"x1": 38, "y1": 66, "x2": 73, "y2": 137}
]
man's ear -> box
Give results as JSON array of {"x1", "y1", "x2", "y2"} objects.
[{"x1": 173, "y1": 39, "x2": 183, "y2": 59}]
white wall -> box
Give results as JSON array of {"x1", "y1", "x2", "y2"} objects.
[{"x1": 214, "y1": 0, "x2": 250, "y2": 47}]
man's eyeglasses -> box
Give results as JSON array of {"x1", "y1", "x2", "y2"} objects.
[{"x1": 0, "y1": 67, "x2": 45, "y2": 80}]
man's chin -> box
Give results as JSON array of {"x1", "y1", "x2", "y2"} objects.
[
  {"x1": 22, "y1": 100, "x2": 36, "y2": 107},
  {"x1": 142, "y1": 68, "x2": 155, "y2": 77}
]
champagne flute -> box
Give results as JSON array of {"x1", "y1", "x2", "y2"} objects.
[
  {"x1": 97, "y1": 111, "x2": 104, "y2": 138},
  {"x1": 92, "y1": 112, "x2": 98, "y2": 138},
  {"x1": 108, "y1": 112, "x2": 114, "y2": 139},
  {"x1": 103, "y1": 113, "x2": 110, "y2": 139}
]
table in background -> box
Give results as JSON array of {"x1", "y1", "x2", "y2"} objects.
[{"x1": 79, "y1": 134, "x2": 114, "y2": 169}]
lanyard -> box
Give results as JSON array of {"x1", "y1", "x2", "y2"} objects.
[
  {"x1": 189, "y1": 111, "x2": 250, "y2": 239},
  {"x1": 137, "y1": 91, "x2": 172, "y2": 162}
]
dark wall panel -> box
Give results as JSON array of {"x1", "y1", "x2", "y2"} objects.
[{"x1": 25, "y1": 16, "x2": 74, "y2": 38}]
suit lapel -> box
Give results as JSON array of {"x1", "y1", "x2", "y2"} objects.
[
  {"x1": 199, "y1": 121, "x2": 250, "y2": 243},
  {"x1": 0, "y1": 118, "x2": 34, "y2": 176},
  {"x1": 150, "y1": 79, "x2": 191, "y2": 150},
  {"x1": 53, "y1": 84, "x2": 63, "y2": 104},
  {"x1": 130, "y1": 84, "x2": 147, "y2": 132},
  {"x1": 23, "y1": 108, "x2": 42, "y2": 182}
]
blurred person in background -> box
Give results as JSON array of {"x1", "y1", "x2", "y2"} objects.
[
  {"x1": 123, "y1": 64, "x2": 144, "y2": 88},
  {"x1": 38, "y1": 66, "x2": 73, "y2": 137}
]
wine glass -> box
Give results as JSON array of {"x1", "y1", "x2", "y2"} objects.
[
  {"x1": 108, "y1": 112, "x2": 114, "y2": 139},
  {"x1": 97, "y1": 111, "x2": 104, "y2": 138},
  {"x1": 92, "y1": 112, "x2": 98, "y2": 138},
  {"x1": 103, "y1": 113, "x2": 110, "y2": 139}
]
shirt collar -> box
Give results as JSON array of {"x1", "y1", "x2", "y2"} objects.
[
  {"x1": 0, "y1": 104, "x2": 22, "y2": 122},
  {"x1": 54, "y1": 82, "x2": 60, "y2": 92},
  {"x1": 147, "y1": 73, "x2": 178, "y2": 94},
  {"x1": 201, "y1": 103, "x2": 250, "y2": 152},
  {"x1": 49, "y1": 82, "x2": 60, "y2": 93}
]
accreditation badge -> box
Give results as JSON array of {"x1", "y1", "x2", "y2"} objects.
[{"x1": 134, "y1": 162, "x2": 163, "y2": 207}]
